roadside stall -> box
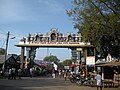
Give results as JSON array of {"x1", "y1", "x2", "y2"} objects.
[{"x1": 96, "y1": 62, "x2": 120, "y2": 87}]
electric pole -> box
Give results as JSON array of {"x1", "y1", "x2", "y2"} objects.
[{"x1": 2, "y1": 31, "x2": 10, "y2": 71}]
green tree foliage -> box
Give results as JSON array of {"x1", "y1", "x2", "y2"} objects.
[
  {"x1": 43, "y1": 55, "x2": 60, "y2": 63},
  {"x1": 0, "y1": 48, "x2": 5, "y2": 55},
  {"x1": 67, "y1": 0, "x2": 120, "y2": 58},
  {"x1": 62, "y1": 59, "x2": 72, "y2": 66}
]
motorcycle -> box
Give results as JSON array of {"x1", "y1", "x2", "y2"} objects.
[
  {"x1": 69, "y1": 73, "x2": 78, "y2": 83},
  {"x1": 76, "y1": 76, "x2": 91, "y2": 86}
]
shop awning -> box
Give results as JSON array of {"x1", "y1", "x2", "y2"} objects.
[{"x1": 96, "y1": 62, "x2": 120, "y2": 66}]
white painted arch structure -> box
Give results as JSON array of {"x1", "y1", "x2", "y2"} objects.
[{"x1": 15, "y1": 28, "x2": 95, "y2": 75}]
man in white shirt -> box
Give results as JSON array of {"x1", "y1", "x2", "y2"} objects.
[{"x1": 8, "y1": 68, "x2": 12, "y2": 79}]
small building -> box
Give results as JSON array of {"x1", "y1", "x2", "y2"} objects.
[
  {"x1": 0, "y1": 54, "x2": 20, "y2": 70},
  {"x1": 96, "y1": 61, "x2": 120, "y2": 80}
]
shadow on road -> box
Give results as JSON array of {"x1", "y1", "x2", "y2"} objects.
[{"x1": 0, "y1": 77, "x2": 74, "y2": 90}]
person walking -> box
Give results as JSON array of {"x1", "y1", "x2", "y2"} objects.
[
  {"x1": 11, "y1": 67, "x2": 16, "y2": 80},
  {"x1": 8, "y1": 68, "x2": 12, "y2": 79},
  {"x1": 95, "y1": 72, "x2": 102, "y2": 90},
  {"x1": 18, "y1": 68, "x2": 22, "y2": 79},
  {"x1": 30, "y1": 68, "x2": 33, "y2": 78},
  {"x1": 58, "y1": 69, "x2": 62, "y2": 78},
  {"x1": 62, "y1": 69, "x2": 65, "y2": 78},
  {"x1": 64, "y1": 70, "x2": 67, "y2": 81},
  {"x1": 52, "y1": 67, "x2": 55, "y2": 79}
]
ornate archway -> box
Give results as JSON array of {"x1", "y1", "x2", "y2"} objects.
[{"x1": 15, "y1": 28, "x2": 95, "y2": 75}]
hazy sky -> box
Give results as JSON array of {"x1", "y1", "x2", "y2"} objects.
[{"x1": 0, "y1": 0, "x2": 78, "y2": 61}]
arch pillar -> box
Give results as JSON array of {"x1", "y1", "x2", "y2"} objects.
[
  {"x1": 70, "y1": 48, "x2": 77, "y2": 73},
  {"x1": 71, "y1": 48, "x2": 77, "y2": 62},
  {"x1": 25, "y1": 47, "x2": 31, "y2": 68},
  {"x1": 20, "y1": 47, "x2": 25, "y2": 69},
  {"x1": 29, "y1": 47, "x2": 37, "y2": 61},
  {"x1": 27, "y1": 47, "x2": 37, "y2": 68}
]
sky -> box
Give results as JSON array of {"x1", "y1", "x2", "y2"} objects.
[{"x1": 0, "y1": 0, "x2": 78, "y2": 61}]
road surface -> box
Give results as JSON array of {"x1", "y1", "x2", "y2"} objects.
[{"x1": 0, "y1": 77, "x2": 119, "y2": 90}]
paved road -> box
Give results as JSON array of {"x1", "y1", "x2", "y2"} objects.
[{"x1": 0, "y1": 77, "x2": 119, "y2": 90}]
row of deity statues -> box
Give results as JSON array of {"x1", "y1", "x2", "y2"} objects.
[{"x1": 20, "y1": 28, "x2": 82, "y2": 44}]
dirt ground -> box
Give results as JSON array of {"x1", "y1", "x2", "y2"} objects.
[{"x1": 0, "y1": 77, "x2": 119, "y2": 90}]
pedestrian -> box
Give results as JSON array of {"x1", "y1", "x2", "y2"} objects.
[
  {"x1": 95, "y1": 72, "x2": 102, "y2": 90},
  {"x1": 113, "y1": 70, "x2": 118, "y2": 76},
  {"x1": 62, "y1": 69, "x2": 65, "y2": 78},
  {"x1": 52, "y1": 67, "x2": 55, "y2": 79},
  {"x1": 18, "y1": 68, "x2": 22, "y2": 79},
  {"x1": 11, "y1": 67, "x2": 16, "y2": 80},
  {"x1": 58, "y1": 69, "x2": 62, "y2": 78},
  {"x1": 64, "y1": 70, "x2": 67, "y2": 81},
  {"x1": 8, "y1": 68, "x2": 12, "y2": 79},
  {"x1": 30, "y1": 68, "x2": 33, "y2": 78}
]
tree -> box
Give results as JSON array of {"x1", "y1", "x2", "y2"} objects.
[
  {"x1": 62, "y1": 59, "x2": 72, "y2": 66},
  {"x1": 43, "y1": 55, "x2": 60, "y2": 63},
  {"x1": 0, "y1": 48, "x2": 5, "y2": 55},
  {"x1": 67, "y1": 0, "x2": 120, "y2": 58}
]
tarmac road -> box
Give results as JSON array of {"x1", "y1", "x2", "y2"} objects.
[{"x1": 0, "y1": 77, "x2": 119, "y2": 90}]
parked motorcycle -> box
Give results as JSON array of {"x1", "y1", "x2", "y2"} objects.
[
  {"x1": 69, "y1": 73, "x2": 78, "y2": 83},
  {"x1": 76, "y1": 76, "x2": 91, "y2": 86}
]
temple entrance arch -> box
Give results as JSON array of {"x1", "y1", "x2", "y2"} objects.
[{"x1": 15, "y1": 28, "x2": 95, "y2": 75}]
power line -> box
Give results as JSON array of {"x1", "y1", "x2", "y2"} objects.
[
  {"x1": 0, "y1": 28, "x2": 7, "y2": 34},
  {"x1": 0, "y1": 32, "x2": 6, "y2": 35},
  {"x1": 1, "y1": 40, "x2": 6, "y2": 48},
  {"x1": 0, "y1": 28, "x2": 23, "y2": 39},
  {"x1": 0, "y1": 30, "x2": 23, "y2": 49},
  {"x1": 0, "y1": 31, "x2": 7, "y2": 48},
  {"x1": 10, "y1": 33, "x2": 23, "y2": 39}
]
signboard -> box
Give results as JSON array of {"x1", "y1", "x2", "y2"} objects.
[
  {"x1": 19, "y1": 41, "x2": 88, "y2": 45},
  {"x1": 86, "y1": 56, "x2": 95, "y2": 65}
]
